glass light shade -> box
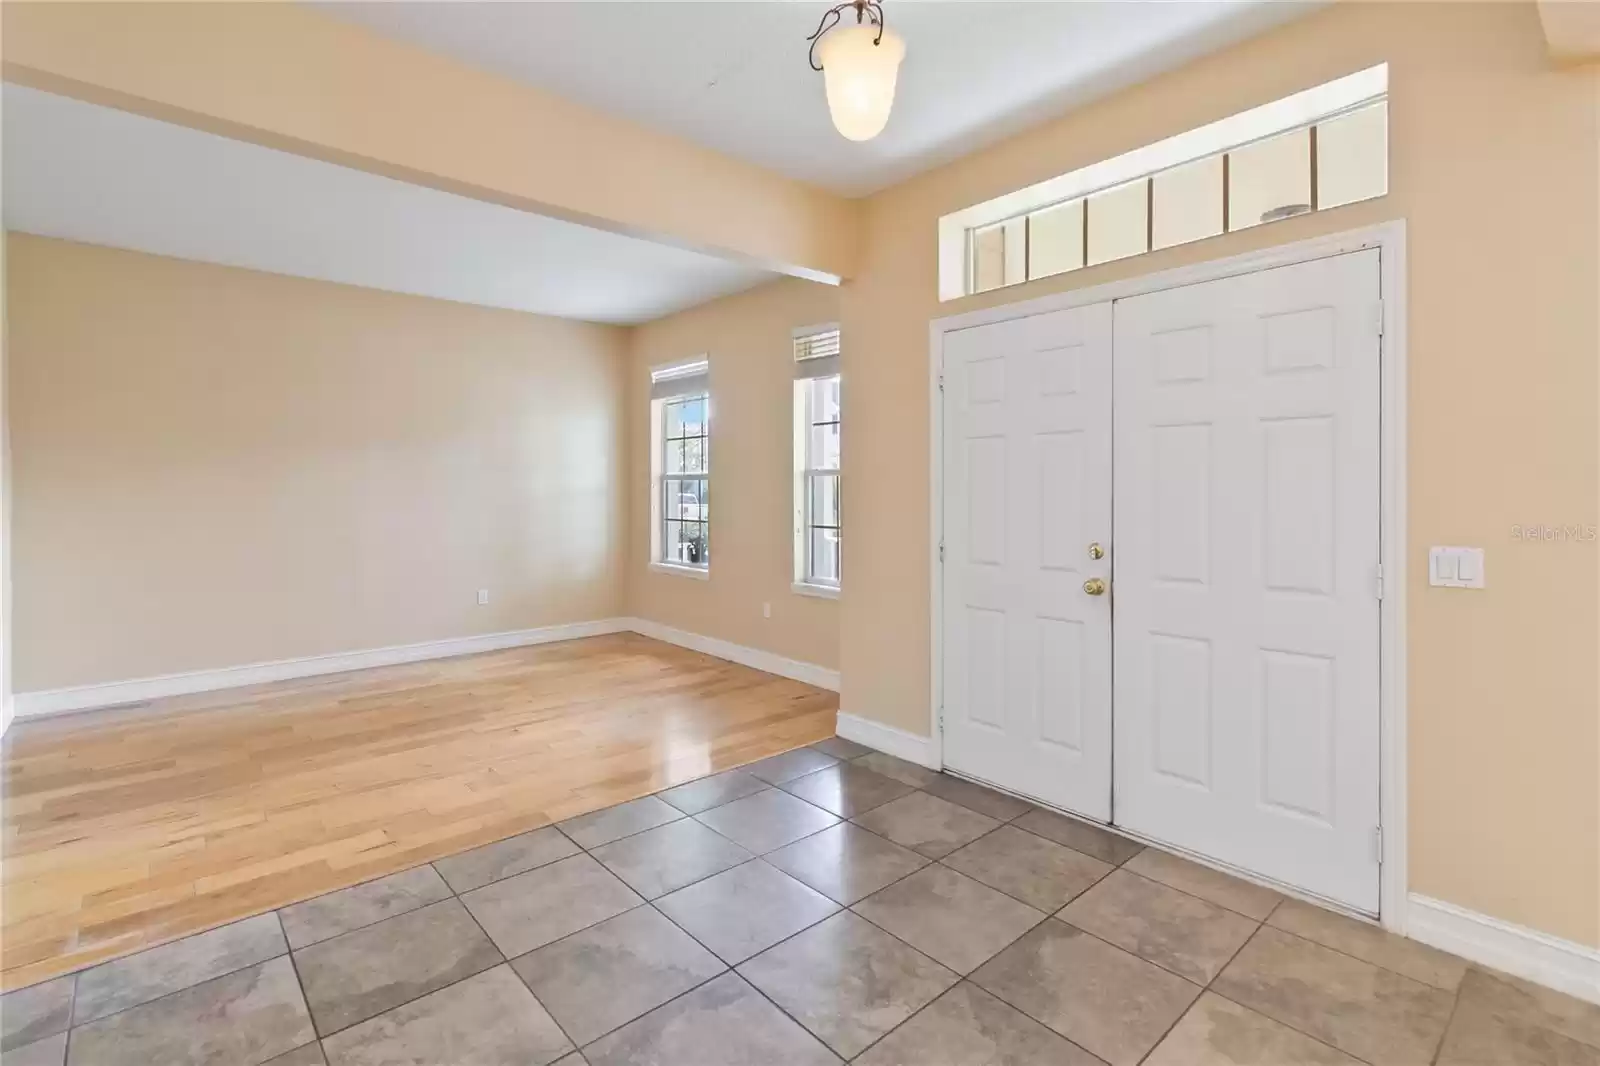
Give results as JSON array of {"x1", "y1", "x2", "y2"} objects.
[{"x1": 817, "y1": 23, "x2": 905, "y2": 142}]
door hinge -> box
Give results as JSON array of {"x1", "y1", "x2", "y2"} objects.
[
  {"x1": 939, "y1": 542, "x2": 945, "y2": 563},
  {"x1": 1374, "y1": 563, "x2": 1384, "y2": 601},
  {"x1": 1372, "y1": 826, "x2": 1384, "y2": 864},
  {"x1": 937, "y1": 710, "x2": 945, "y2": 736},
  {"x1": 1374, "y1": 299, "x2": 1385, "y2": 338},
  {"x1": 938, "y1": 373, "x2": 945, "y2": 393}
]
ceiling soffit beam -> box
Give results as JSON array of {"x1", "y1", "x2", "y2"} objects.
[
  {"x1": 1538, "y1": 0, "x2": 1600, "y2": 64},
  {"x1": 1, "y1": 1, "x2": 857, "y2": 284}
]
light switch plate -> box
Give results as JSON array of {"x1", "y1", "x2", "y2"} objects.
[{"x1": 1429, "y1": 546, "x2": 1484, "y2": 589}]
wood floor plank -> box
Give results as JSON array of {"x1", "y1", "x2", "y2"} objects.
[{"x1": 0, "y1": 633, "x2": 837, "y2": 990}]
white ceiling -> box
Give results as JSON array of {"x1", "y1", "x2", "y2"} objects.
[
  {"x1": 317, "y1": 1, "x2": 1316, "y2": 196},
  {"x1": 2, "y1": 85, "x2": 775, "y2": 325}
]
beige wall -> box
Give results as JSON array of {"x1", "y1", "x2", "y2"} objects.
[
  {"x1": 841, "y1": 1, "x2": 1600, "y2": 946},
  {"x1": 627, "y1": 278, "x2": 841, "y2": 671},
  {"x1": 8, "y1": 235, "x2": 628, "y2": 691},
  {"x1": 0, "y1": 2, "x2": 857, "y2": 282},
  {"x1": 5, "y1": 0, "x2": 1598, "y2": 957}
]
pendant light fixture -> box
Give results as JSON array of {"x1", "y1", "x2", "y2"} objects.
[{"x1": 807, "y1": 1, "x2": 905, "y2": 142}]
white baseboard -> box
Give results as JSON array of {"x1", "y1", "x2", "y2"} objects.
[
  {"x1": 1408, "y1": 894, "x2": 1600, "y2": 1006},
  {"x1": 12, "y1": 618, "x2": 632, "y2": 719},
  {"x1": 624, "y1": 617, "x2": 839, "y2": 692},
  {"x1": 0, "y1": 697, "x2": 12, "y2": 738},
  {"x1": 836, "y1": 710, "x2": 939, "y2": 769},
  {"x1": 11, "y1": 617, "x2": 841, "y2": 719}
]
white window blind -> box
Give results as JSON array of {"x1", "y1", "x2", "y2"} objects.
[
  {"x1": 793, "y1": 325, "x2": 840, "y2": 382},
  {"x1": 651, "y1": 357, "x2": 710, "y2": 401}
]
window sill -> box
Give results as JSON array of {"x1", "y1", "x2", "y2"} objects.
[
  {"x1": 651, "y1": 561, "x2": 709, "y2": 581},
  {"x1": 792, "y1": 581, "x2": 840, "y2": 600}
]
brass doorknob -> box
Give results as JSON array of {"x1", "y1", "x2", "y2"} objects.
[
  {"x1": 1083, "y1": 578, "x2": 1106, "y2": 596},
  {"x1": 1088, "y1": 542, "x2": 1105, "y2": 560}
]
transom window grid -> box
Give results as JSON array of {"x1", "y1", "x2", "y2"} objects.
[{"x1": 944, "y1": 65, "x2": 1389, "y2": 300}]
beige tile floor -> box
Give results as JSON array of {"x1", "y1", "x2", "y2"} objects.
[{"x1": 3, "y1": 735, "x2": 1595, "y2": 1066}]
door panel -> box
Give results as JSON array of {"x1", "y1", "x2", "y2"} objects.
[
  {"x1": 1112, "y1": 250, "x2": 1382, "y2": 913},
  {"x1": 942, "y1": 305, "x2": 1114, "y2": 821}
]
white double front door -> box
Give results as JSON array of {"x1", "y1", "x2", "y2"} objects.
[
  {"x1": 942, "y1": 303, "x2": 1116, "y2": 823},
  {"x1": 941, "y1": 249, "x2": 1382, "y2": 913}
]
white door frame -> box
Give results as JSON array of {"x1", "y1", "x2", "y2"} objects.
[{"x1": 929, "y1": 220, "x2": 1408, "y2": 932}]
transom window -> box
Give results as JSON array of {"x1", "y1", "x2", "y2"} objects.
[
  {"x1": 650, "y1": 359, "x2": 710, "y2": 573},
  {"x1": 939, "y1": 65, "x2": 1389, "y2": 300},
  {"x1": 793, "y1": 326, "x2": 841, "y2": 594}
]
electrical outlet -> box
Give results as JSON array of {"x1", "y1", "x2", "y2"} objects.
[
  {"x1": 762, "y1": 602, "x2": 772, "y2": 619},
  {"x1": 477, "y1": 589, "x2": 490, "y2": 606}
]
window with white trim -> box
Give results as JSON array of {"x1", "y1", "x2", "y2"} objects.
[
  {"x1": 793, "y1": 326, "x2": 840, "y2": 593},
  {"x1": 650, "y1": 359, "x2": 710, "y2": 573},
  {"x1": 939, "y1": 64, "x2": 1389, "y2": 300}
]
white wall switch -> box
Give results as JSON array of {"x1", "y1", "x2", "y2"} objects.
[
  {"x1": 762, "y1": 602, "x2": 772, "y2": 619},
  {"x1": 1428, "y1": 547, "x2": 1484, "y2": 589},
  {"x1": 477, "y1": 589, "x2": 490, "y2": 605}
]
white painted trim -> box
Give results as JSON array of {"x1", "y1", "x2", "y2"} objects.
[
  {"x1": 10, "y1": 617, "x2": 843, "y2": 720},
  {"x1": 1376, "y1": 228, "x2": 1410, "y2": 934},
  {"x1": 836, "y1": 711, "x2": 940, "y2": 769},
  {"x1": 649, "y1": 561, "x2": 710, "y2": 581},
  {"x1": 929, "y1": 220, "x2": 1409, "y2": 928},
  {"x1": 928, "y1": 311, "x2": 947, "y2": 776},
  {"x1": 1409, "y1": 895, "x2": 1600, "y2": 1007},
  {"x1": 12, "y1": 618, "x2": 633, "y2": 719},
  {"x1": 791, "y1": 321, "x2": 841, "y2": 341},
  {"x1": 0, "y1": 698, "x2": 12, "y2": 738},
  {"x1": 790, "y1": 582, "x2": 839, "y2": 601},
  {"x1": 649, "y1": 356, "x2": 710, "y2": 382},
  {"x1": 626, "y1": 617, "x2": 839, "y2": 692}
]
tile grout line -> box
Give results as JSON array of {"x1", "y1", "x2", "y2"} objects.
[
  {"x1": 648, "y1": 764, "x2": 1142, "y2": 1058},
  {"x1": 303, "y1": 874, "x2": 601, "y2": 1051},
  {"x1": 17, "y1": 740, "x2": 1478, "y2": 1066},
  {"x1": 298, "y1": 898, "x2": 507, "y2": 1046},
  {"x1": 638, "y1": 828, "x2": 1051, "y2": 1065},
  {"x1": 1117, "y1": 857, "x2": 1292, "y2": 924},
  {"x1": 1426, "y1": 982, "x2": 1468, "y2": 1066},
  {"x1": 281, "y1": 863, "x2": 457, "y2": 950},
  {"x1": 54, "y1": 916, "x2": 294, "y2": 1037},
  {"x1": 557, "y1": 769, "x2": 993, "y2": 1060},
  {"x1": 1210, "y1": 921, "x2": 1460, "y2": 1064},
  {"x1": 1045, "y1": 867, "x2": 1266, "y2": 989},
  {"x1": 854, "y1": 900, "x2": 1099, "y2": 1061},
  {"x1": 0, "y1": 775, "x2": 1236, "y2": 1066},
  {"x1": 0, "y1": 738, "x2": 829, "y2": 995},
  {"x1": 614, "y1": 889, "x2": 840, "y2": 1059},
  {"x1": 929, "y1": 834, "x2": 1121, "y2": 916},
  {"x1": 279, "y1": 929, "x2": 326, "y2": 1066},
  {"x1": 844, "y1": 976, "x2": 1106, "y2": 1066},
  {"x1": 1261, "y1": 917, "x2": 1469, "y2": 996},
  {"x1": 441, "y1": 786, "x2": 850, "y2": 1054},
  {"x1": 813, "y1": 778, "x2": 1306, "y2": 1063},
  {"x1": 431, "y1": 823, "x2": 584, "y2": 897},
  {"x1": 1189, "y1": 920, "x2": 1395, "y2": 1066},
  {"x1": 496, "y1": 925, "x2": 587, "y2": 1061},
  {"x1": 0, "y1": 742, "x2": 823, "y2": 998},
  {"x1": 1194, "y1": 986, "x2": 1383, "y2": 1066}
]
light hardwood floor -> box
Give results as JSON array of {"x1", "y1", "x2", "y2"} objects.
[{"x1": 0, "y1": 633, "x2": 837, "y2": 991}]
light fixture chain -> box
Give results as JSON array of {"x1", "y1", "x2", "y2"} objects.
[{"x1": 807, "y1": 0, "x2": 886, "y2": 71}]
